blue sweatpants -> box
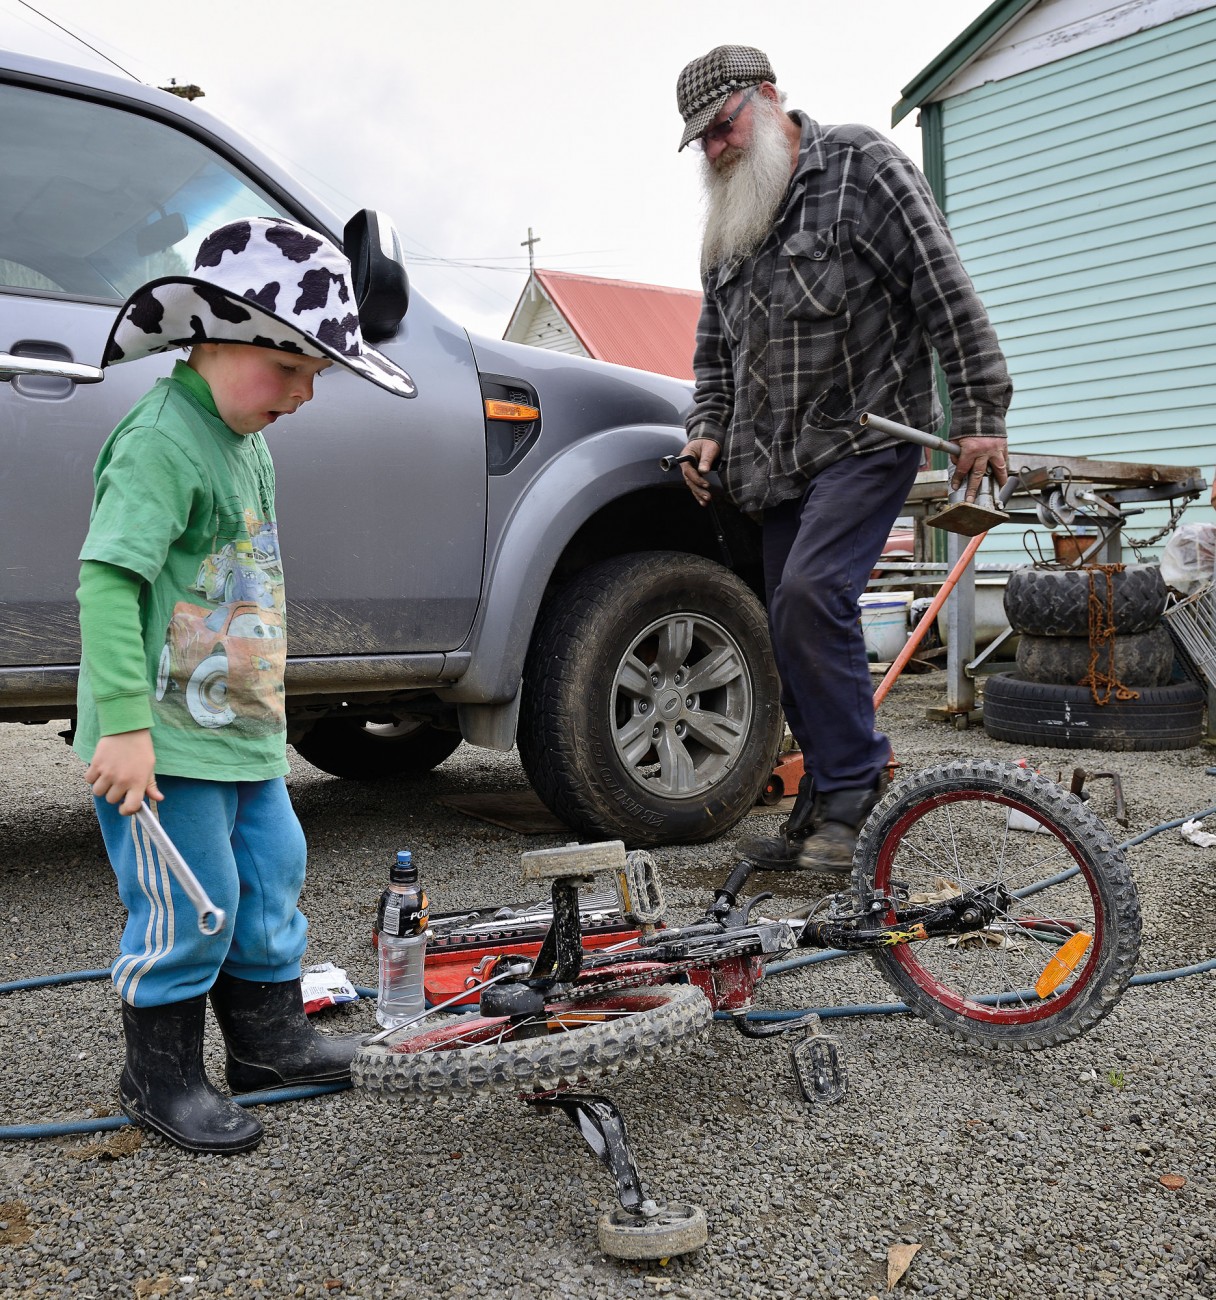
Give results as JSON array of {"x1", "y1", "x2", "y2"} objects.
[
  {"x1": 762, "y1": 442, "x2": 923, "y2": 795},
  {"x1": 94, "y1": 775, "x2": 308, "y2": 1007}
]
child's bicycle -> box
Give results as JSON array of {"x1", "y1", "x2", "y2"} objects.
[{"x1": 353, "y1": 758, "x2": 1141, "y2": 1259}]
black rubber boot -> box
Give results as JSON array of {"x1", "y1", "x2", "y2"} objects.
[
  {"x1": 798, "y1": 777, "x2": 889, "y2": 875},
  {"x1": 736, "y1": 772, "x2": 817, "y2": 870},
  {"x1": 209, "y1": 971, "x2": 366, "y2": 1093},
  {"x1": 118, "y1": 996, "x2": 263, "y2": 1154}
]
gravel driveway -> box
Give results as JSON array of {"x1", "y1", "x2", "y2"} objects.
[{"x1": 1, "y1": 672, "x2": 1213, "y2": 1299}]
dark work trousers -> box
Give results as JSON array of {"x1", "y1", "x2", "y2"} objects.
[{"x1": 761, "y1": 441, "x2": 922, "y2": 795}]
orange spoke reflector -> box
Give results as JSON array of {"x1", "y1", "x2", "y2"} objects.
[
  {"x1": 485, "y1": 399, "x2": 539, "y2": 421},
  {"x1": 1035, "y1": 931, "x2": 1093, "y2": 998}
]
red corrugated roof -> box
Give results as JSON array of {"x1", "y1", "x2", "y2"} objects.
[{"x1": 532, "y1": 269, "x2": 701, "y2": 380}]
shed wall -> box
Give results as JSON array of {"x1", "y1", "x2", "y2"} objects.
[{"x1": 938, "y1": 4, "x2": 1216, "y2": 562}]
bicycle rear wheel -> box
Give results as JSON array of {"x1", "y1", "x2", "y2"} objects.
[
  {"x1": 352, "y1": 983, "x2": 711, "y2": 1098},
  {"x1": 854, "y1": 760, "x2": 1140, "y2": 1050}
]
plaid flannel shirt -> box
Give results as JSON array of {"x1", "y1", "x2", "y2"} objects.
[{"x1": 688, "y1": 112, "x2": 1012, "y2": 514}]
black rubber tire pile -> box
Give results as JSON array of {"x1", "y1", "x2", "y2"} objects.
[{"x1": 981, "y1": 563, "x2": 1205, "y2": 750}]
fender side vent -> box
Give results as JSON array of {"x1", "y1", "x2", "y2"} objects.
[{"x1": 480, "y1": 373, "x2": 542, "y2": 474}]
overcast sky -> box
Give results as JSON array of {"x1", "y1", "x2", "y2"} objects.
[{"x1": 4, "y1": 0, "x2": 992, "y2": 336}]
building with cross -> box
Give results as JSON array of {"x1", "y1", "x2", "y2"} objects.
[{"x1": 503, "y1": 269, "x2": 701, "y2": 381}]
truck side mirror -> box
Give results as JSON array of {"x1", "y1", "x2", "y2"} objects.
[{"x1": 343, "y1": 209, "x2": 409, "y2": 343}]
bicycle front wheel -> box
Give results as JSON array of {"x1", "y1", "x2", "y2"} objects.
[
  {"x1": 854, "y1": 760, "x2": 1141, "y2": 1050},
  {"x1": 352, "y1": 984, "x2": 712, "y2": 1098}
]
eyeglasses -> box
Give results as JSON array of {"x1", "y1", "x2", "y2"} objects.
[{"x1": 690, "y1": 85, "x2": 758, "y2": 152}]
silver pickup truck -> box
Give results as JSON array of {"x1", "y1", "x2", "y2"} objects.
[{"x1": 0, "y1": 50, "x2": 781, "y2": 846}]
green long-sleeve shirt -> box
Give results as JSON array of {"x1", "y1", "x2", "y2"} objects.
[{"x1": 75, "y1": 361, "x2": 289, "y2": 781}]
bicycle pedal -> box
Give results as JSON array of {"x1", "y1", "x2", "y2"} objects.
[{"x1": 790, "y1": 1031, "x2": 848, "y2": 1105}]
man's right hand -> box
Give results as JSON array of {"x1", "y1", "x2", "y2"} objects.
[{"x1": 679, "y1": 437, "x2": 721, "y2": 507}]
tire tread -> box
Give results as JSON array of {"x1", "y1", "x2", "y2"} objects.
[
  {"x1": 352, "y1": 984, "x2": 712, "y2": 1098},
  {"x1": 855, "y1": 759, "x2": 1141, "y2": 1051}
]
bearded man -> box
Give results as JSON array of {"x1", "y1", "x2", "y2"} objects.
[{"x1": 674, "y1": 45, "x2": 1012, "y2": 872}]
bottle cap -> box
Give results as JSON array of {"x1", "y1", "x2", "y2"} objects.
[{"x1": 390, "y1": 849, "x2": 417, "y2": 884}]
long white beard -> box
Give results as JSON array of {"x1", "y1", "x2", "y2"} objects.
[{"x1": 700, "y1": 102, "x2": 794, "y2": 274}]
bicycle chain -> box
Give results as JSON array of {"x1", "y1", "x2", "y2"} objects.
[
  {"x1": 433, "y1": 922, "x2": 793, "y2": 1003},
  {"x1": 556, "y1": 933, "x2": 792, "y2": 1002},
  {"x1": 560, "y1": 953, "x2": 717, "y2": 1000}
]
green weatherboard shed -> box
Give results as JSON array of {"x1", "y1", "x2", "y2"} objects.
[{"x1": 894, "y1": 0, "x2": 1216, "y2": 564}]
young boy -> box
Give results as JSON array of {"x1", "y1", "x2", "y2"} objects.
[{"x1": 76, "y1": 216, "x2": 416, "y2": 1154}]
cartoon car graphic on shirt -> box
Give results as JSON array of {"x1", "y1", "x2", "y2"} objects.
[
  {"x1": 193, "y1": 536, "x2": 281, "y2": 608},
  {"x1": 155, "y1": 601, "x2": 286, "y2": 731}
]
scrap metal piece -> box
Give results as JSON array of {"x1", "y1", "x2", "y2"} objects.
[
  {"x1": 1070, "y1": 767, "x2": 1128, "y2": 826},
  {"x1": 860, "y1": 412, "x2": 1015, "y2": 535}
]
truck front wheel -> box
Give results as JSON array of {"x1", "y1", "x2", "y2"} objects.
[{"x1": 518, "y1": 552, "x2": 781, "y2": 846}]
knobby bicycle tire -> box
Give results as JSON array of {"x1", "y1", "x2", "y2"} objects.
[
  {"x1": 352, "y1": 983, "x2": 712, "y2": 1098},
  {"x1": 854, "y1": 759, "x2": 1141, "y2": 1051}
]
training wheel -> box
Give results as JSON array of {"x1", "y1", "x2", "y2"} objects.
[{"x1": 597, "y1": 1201, "x2": 708, "y2": 1260}]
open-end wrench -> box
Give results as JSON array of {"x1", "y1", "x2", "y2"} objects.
[{"x1": 134, "y1": 803, "x2": 226, "y2": 935}]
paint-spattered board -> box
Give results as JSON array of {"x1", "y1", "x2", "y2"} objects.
[
  {"x1": 1001, "y1": 454, "x2": 1201, "y2": 489},
  {"x1": 907, "y1": 457, "x2": 1202, "y2": 512}
]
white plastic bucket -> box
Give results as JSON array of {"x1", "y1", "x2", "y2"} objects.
[
  {"x1": 936, "y1": 578, "x2": 1013, "y2": 649},
  {"x1": 859, "y1": 591, "x2": 912, "y2": 663}
]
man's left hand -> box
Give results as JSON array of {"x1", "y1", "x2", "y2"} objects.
[{"x1": 950, "y1": 436, "x2": 1009, "y2": 502}]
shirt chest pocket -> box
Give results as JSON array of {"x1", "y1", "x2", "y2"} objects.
[
  {"x1": 783, "y1": 229, "x2": 848, "y2": 320},
  {"x1": 710, "y1": 263, "x2": 746, "y2": 344}
]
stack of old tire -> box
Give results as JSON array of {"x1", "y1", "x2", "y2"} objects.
[{"x1": 982, "y1": 562, "x2": 1206, "y2": 751}]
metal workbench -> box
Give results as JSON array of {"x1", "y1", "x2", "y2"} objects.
[{"x1": 891, "y1": 452, "x2": 1208, "y2": 723}]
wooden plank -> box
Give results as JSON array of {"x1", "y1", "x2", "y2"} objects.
[
  {"x1": 912, "y1": 456, "x2": 1201, "y2": 495},
  {"x1": 1003, "y1": 453, "x2": 1200, "y2": 486}
]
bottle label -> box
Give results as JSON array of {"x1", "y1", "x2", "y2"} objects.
[{"x1": 377, "y1": 888, "x2": 429, "y2": 938}]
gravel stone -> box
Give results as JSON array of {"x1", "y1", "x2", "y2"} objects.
[{"x1": 1, "y1": 669, "x2": 1214, "y2": 1297}]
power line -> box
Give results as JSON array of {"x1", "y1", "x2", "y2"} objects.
[
  {"x1": 17, "y1": 0, "x2": 140, "y2": 81},
  {"x1": 408, "y1": 249, "x2": 616, "y2": 264},
  {"x1": 408, "y1": 261, "x2": 631, "y2": 275}
]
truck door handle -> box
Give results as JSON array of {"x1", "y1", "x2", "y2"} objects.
[{"x1": 0, "y1": 349, "x2": 104, "y2": 386}]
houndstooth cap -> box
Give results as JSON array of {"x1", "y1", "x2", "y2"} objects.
[{"x1": 676, "y1": 45, "x2": 775, "y2": 151}]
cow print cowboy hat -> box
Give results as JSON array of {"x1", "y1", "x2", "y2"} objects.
[{"x1": 102, "y1": 216, "x2": 416, "y2": 398}]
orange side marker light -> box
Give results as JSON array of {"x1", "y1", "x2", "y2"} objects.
[{"x1": 485, "y1": 399, "x2": 540, "y2": 421}]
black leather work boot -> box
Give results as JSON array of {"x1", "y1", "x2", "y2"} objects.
[
  {"x1": 797, "y1": 775, "x2": 890, "y2": 875},
  {"x1": 735, "y1": 772, "x2": 817, "y2": 870},
  {"x1": 118, "y1": 996, "x2": 263, "y2": 1154},
  {"x1": 208, "y1": 971, "x2": 366, "y2": 1093}
]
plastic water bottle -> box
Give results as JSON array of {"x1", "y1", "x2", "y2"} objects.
[{"x1": 375, "y1": 850, "x2": 429, "y2": 1029}]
